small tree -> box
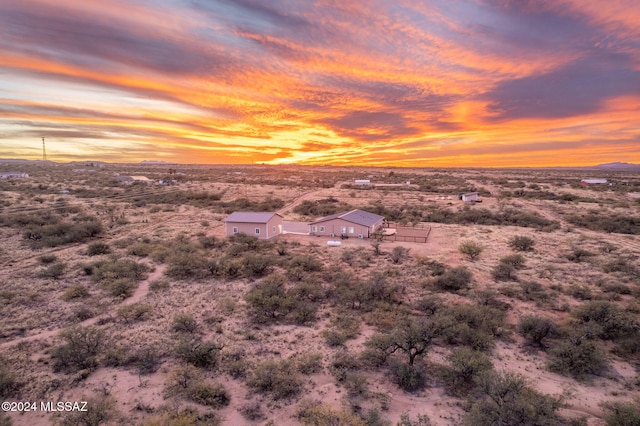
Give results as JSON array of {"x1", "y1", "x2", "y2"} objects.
[{"x1": 459, "y1": 241, "x2": 483, "y2": 261}]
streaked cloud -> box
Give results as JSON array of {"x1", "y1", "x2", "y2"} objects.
[{"x1": 0, "y1": 0, "x2": 638, "y2": 166}]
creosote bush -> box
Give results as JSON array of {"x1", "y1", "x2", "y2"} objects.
[
  {"x1": 548, "y1": 338, "x2": 608, "y2": 380},
  {"x1": 459, "y1": 240, "x2": 484, "y2": 261},
  {"x1": 508, "y1": 235, "x2": 535, "y2": 252},
  {"x1": 247, "y1": 359, "x2": 303, "y2": 400},
  {"x1": 434, "y1": 266, "x2": 473, "y2": 292},
  {"x1": 51, "y1": 325, "x2": 106, "y2": 373},
  {"x1": 87, "y1": 242, "x2": 111, "y2": 256},
  {"x1": 461, "y1": 371, "x2": 563, "y2": 426},
  {"x1": 517, "y1": 315, "x2": 557, "y2": 348}
]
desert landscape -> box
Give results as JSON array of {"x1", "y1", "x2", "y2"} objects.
[{"x1": 0, "y1": 162, "x2": 639, "y2": 426}]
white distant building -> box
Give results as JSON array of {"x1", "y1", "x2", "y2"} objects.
[
  {"x1": 117, "y1": 175, "x2": 153, "y2": 184},
  {"x1": 580, "y1": 179, "x2": 608, "y2": 185},
  {"x1": 0, "y1": 172, "x2": 29, "y2": 179},
  {"x1": 354, "y1": 179, "x2": 371, "y2": 185}
]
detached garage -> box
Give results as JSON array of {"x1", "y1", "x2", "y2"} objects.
[
  {"x1": 309, "y1": 209, "x2": 384, "y2": 238},
  {"x1": 224, "y1": 212, "x2": 283, "y2": 240}
]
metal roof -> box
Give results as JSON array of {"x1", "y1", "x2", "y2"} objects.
[
  {"x1": 310, "y1": 209, "x2": 384, "y2": 227},
  {"x1": 224, "y1": 212, "x2": 282, "y2": 223}
]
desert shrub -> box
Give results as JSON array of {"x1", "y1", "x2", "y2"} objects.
[
  {"x1": 38, "y1": 262, "x2": 66, "y2": 279},
  {"x1": 434, "y1": 266, "x2": 473, "y2": 292},
  {"x1": 329, "y1": 351, "x2": 362, "y2": 383},
  {"x1": 459, "y1": 240, "x2": 483, "y2": 261},
  {"x1": 144, "y1": 408, "x2": 221, "y2": 426},
  {"x1": 242, "y1": 253, "x2": 274, "y2": 278},
  {"x1": 0, "y1": 364, "x2": 21, "y2": 398},
  {"x1": 39, "y1": 254, "x2": 58, "y2": 264},
  {"x1": 131, "y1": 346, "x2": 162, "y2": 375},
  {"x1": 414, "y1": 296, "x2": 444, "y2": 315},
  {"x1": 247, "y1": 359, "x2": 303, "y2": 400},
  {"x1": 117, "y1": 303, "x2": 152, "y2": 324},
  {"x1": 390, "y1": 246, "x2": 410, "y2": 264},
  {"x1": 572, "y1": 300, "x2": 636, "y2": 340},
  {"x1": 87, "y1": 242, "x2": 111, "y2": 256},
  {"x1": 127, "y1": 242, "x2": 155, "y2": 257},
  {"x1": 565, "y1": 213, "x2": 640, "y2": 235},
  {"x1": 187, "y1": 382, "x2": 230, "y2": 408},
  {"x1": 296, "y1": 352, "x2": 323, "y2": 375},
  {"x1": 461, "y1": 371, "x2": 563, "y2": 426},
  {"x1": 221, "y1": 347, "x2": 251, "y2": 379},
  {"x1": 294, "y1": 198, "x2": 353, "y2": 217},
  {"x1": 59, "y1": 395, "x2": 118, "y2": 426},
  {"x1": 517, "y1": 315, "x2": 557, "y2": 348},
  {"x1": 500, "y1": 253, "x2": 526, "y2": 269},
  {"x1": 433, "y1": 304, "x2": 506, "y2": 351},
  {"x1": 342, "y1": 371, "x2": 369, "y2": 397},
  {"x1": 106, "y1": 278, "x2": 136, "y2": 298},
  {"x1": 441, "y1": 347, "x2": 493, "y2": 396},
  {"x1": 166, "y1": 252, "x2": 209, "y2": 280},
  {"x1": 602, "y1": 399, "x2": 640, "y2": 426},
  {"x1": 23, "y1": 218, "x2": 103, "y2": 248},
  {"x1": 245, "y1": 274, "x2": 292, "y2": 322},
  {"x1": 51, "y1": 325, "x2": 106, "y2": 373},
  {"x1": 172, "y1": 314, "x2": 199, "y2": 334},
  {"x1": 149, "y1": 279, "x2": 170, "y2": 292},
  {"x1": 297, "y1": 399, "x2": 366, "y2": 426},
  {"x1": 492, "y1": 262, "x2": 517, "y2": 281},
  {"x1": 289, "y1": 299, "x2": 318, "y2": 325},
  {"x1": 397, "y1": 413, "x2": 433, "y2": 426},
  {"x1": 62, "y1": 285, "x2": 90, "y2": 301},
  {"x1": 175, "y1": 337, "x2": 223, "y2": 369},
  {"x1": 0, "y1": 412, "x2": 11, "y2": 426},
  {"x1": 508, "y1": 235, "x2": 535, "y2": 252},
  {"x1": 289, "y1": 254, "x2": 323, "y2": 272},
  {"x1": 323, "y1": 315, "x2": 361, "y2": 347},
  {"x1": 548, "y1": 339, "x2": 608, "y2": 380},
  {"x1": 566, "y1": 248, "x2": 595, "y2": 263},
  {"x1": 390, "y1": 361, "x2": 426, "y2": 392},
  {"x1": 91, "y1": 258, "x2": 150, "y2": 283},
  {"x1": 239, "y1": 400, "x2": 265, "y2": 422},
  {"x1": 602, "y1": 256, "x2": 639, "y2": 276}
]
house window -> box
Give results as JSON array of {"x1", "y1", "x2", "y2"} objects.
[
  {"x1": 340, "y1": 226, "x2": 346, "y2": 234},
  {"x1": 312, "y1": 226, "x2": 317, "y2": 232},
  {"x1": 255, "y1": 228, "x2": 260, "y2": 235},
  {"x1": 319, "y1": 226, "x2": 325, "y2": 232},
  {"x1": 273, "y1": 226, "x2": 276, "y2": 232},
  {"x1": 348, "y1": 227, "x2": 354, "y2": 234},
  {"x1": 232, "y1": 227, "x2": 238, "y2": 234}
]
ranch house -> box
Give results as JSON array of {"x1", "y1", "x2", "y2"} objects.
[
  {"x1": 309, "y1": 209, "x2": 384, "y2": 238},
  {"x1": 224, "y1": 212, "x2": 283, "y2": 240}
]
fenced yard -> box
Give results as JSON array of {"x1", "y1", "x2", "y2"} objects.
[{"x1": 382, "y1": 222, "x2": 431, "y2": 243}]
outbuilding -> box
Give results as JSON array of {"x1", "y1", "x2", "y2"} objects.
[
  {"x1": 460, "y1": 192, "x2": 479, "y2": 202},
  {"x1": 580, "y1": 179, "x2": 608, "y2": 185},
  {"x1": 224, "y1": 212, "x2": 283, "y2": 240},
  {"x1": 309, "y1": 209, "x2": 384, "y2": 238}
]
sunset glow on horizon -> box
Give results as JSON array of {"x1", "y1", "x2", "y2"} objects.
[{"x1": 1, "y1": 0, "x2": 639, "y2": 167}]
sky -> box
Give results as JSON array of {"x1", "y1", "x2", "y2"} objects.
[{"x1": 0, "y1": 0, "x2": 639, "y2": 167}]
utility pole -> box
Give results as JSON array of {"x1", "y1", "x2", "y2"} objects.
[{"x1": 42, "y1": 137, "x2": 47, "y2": 161}]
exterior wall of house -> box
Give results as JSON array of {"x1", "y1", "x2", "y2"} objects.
[
  {"x1": 225, "y1": 215, "x2": 283, "y2": 239},
  {"x1": 310, "y1": 218, "x2": 382, "y2": 238}
]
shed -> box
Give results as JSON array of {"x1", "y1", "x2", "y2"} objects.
[
  {"x1": 461, "y1": 192, "x2": 479, "y2": 202},
  {"x1": 310, "y1": 209, "x2": 384, "y2": 238},
  {"x1": 354, "y1": 179, "x2": 371, "y2": 185},
  {"x1": 224, "y1": 212, "x2": 283, "y2": 240}
]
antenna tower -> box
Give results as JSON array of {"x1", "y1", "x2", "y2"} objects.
[{"x1": 42, "y1": 137, "x2": 47, "y2": 161}]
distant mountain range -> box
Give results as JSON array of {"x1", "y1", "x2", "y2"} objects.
[{"x1": 594, "y1": 162, "x2": 640, "y2": 170}]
